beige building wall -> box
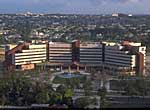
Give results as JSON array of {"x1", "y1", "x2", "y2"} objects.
[{"x1": 14, "y1": 44, "x2": 47, "y2": 66}]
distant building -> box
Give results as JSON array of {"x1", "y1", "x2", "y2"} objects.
[
  {"x1": 112, "y1": 13, "x2": 130, "y2": 17},
  {"x1": 112, "y1": 13, "x2": 119, "y2": 17},
  {"x1": 128, "y1": 14, "x2": 133, "y2": 17},
  {"x1": 5, "y1": 40, "x2": 146, "y2": 76}
]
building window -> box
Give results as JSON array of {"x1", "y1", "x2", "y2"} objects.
[{"x1": 142, "y1": 48, "x2": 145, "y2": 51}]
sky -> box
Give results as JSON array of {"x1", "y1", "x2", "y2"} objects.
[{"x1": 0, "y1": 0, "x2": 149, "y2": 14}]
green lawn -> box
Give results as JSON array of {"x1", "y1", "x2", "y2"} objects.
[{"x1": 53, "y1": 75, "x2": 86, "y2": 84}]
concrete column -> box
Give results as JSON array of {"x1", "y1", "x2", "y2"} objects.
[
  {"x1": 85, "y1": 66, "x2": 87, "y2": 71},
  {"x1": 105, "y1": 81, "x2": 110, "y2": 92},
  {"x1": 60, "y1": 66, "x2": 63, "y2": 71},
  {"x1": 100, "y1": 80, "x2": 104, "y2": 88},
  {"x1": 69, "y1": 66, "x2": 71, "y2": 72},
  {"x1": 77, "y1": 66, "x2": 79, "y2": 72}
]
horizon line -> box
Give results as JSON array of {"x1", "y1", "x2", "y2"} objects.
[{"x1": 0, "y1": 12, "x2": 150, "y2": 16}]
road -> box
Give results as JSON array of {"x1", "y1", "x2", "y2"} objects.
[{"x1": 106, "y1": 95, "x2": 150, "y2": 108}]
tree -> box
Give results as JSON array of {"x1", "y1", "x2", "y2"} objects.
[
  {"x1": 123, "y1": 78, "x2": 150, "y2": 96},
  {"x1": 56, "y1": 85, "x2": 66, "y2": 98},
  {"x1": 0, "y1": 95, "x2": 7, "y2": 106},
  {"x1": 67, "y1": 78, "x2": 80, "y2": 89},
  {"x1": 62, "y1": 88, "x2": 73, "y2": 107},
  {"x1": 74, "y1": 97, "x2": 91, "y2": 108},
  {"x1": 14, "y1": 20, "x2": 32, "y2": 42},
  {"x1": 0, "y1": 73, "x2": 75, "y2": 106},
  {"x1": 98, "y1": 86, "x2": 108, "y2": 108},
  {"x1": 64, "y1": 88, "x2": 73, "y2": 98},
  {"x1": 56, "y1": 84, "x2": 73, "y2": 105},
  {"x1": 83, "y1": 80, "x2": 92, "y2": 96},
  {"x1": 35, "y1": 89, "x2": 50, "y2": 104}
]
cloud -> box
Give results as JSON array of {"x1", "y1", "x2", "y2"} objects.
[
  {"x1": 0, "y1": 0, "x2": 148, "y2": 14},
  {"x1": 90, "y1": 0, "x2": 142, "y2": 4}
]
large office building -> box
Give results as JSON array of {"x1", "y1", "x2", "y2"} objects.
[
  {"x1": 5, "y1": 42, "x2": 47, "y2": 70},
  {"x1": 79, "y1": 42, "x2": 103, "y2": 65},
  {"x1": 103, "y1": 41, "x2": 146, "y2": 75},
  {"x1": 47, "y1": 40, "x2": 146, "y2": 75},
  {"x1": 5, "y1": 40, "x2": 146, "y2": 75},
  {"x1": 0, "y1": 45, "x2": 6, "y2": 73},
  {"x1": 47, "y1": 42, "x2": 72, "y2": 71}
]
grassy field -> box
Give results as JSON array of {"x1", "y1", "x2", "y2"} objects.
[{"x1": 53, "y1": 75, "x2": 86, "y2": 84}]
